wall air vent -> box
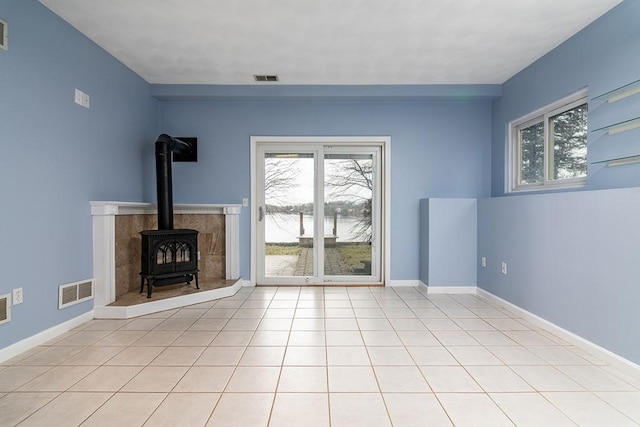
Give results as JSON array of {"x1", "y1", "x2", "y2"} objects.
[
  {"x1": 59, "y1": 279, "x2": 94, "y2": 309},
  {"x1": 0, "y1": 19, "x2": 7, "y2": 51},
  {"x1": 254, "y1": 74, "x2": 279, "y2": 82},
  {"x1": 0, "y1": 293, "x2": 10, "y2": 325}
]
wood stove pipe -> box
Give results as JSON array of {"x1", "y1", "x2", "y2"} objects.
[{"x1": 155, "y1": 134, "x2": 193, "y2": 230}]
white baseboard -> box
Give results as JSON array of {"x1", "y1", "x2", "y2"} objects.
[
  {"x1": 388, "y1": 280, "x2": 423, "y2": 287},
  {"x1": 416, "y1": 280, "x2": 478, "y2": 294},
  {"x1": 240, "y1": 280, "x2": 254, "y2": 287},
  {"x1": 476, "y1": 288, "x2": 640, "y2": 376},
  {"x1": 426, "y1": 285, "x2": 478, "y2": 294},
  {"x1": 0, "y1": 311, "x2": 95, "y2": 364}
]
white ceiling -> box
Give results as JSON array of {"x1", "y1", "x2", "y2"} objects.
[{"x1": 39, "y1": 0, "x2": 622, "y2": 85}]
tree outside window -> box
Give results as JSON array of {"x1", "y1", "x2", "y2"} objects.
[{"x1": 512, "y1": 93, "x2": 588, "y2": 191}]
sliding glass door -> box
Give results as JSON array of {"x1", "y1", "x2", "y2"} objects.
[{"x1": 256, "y1": 143, "x2": 382, "y2": 285}]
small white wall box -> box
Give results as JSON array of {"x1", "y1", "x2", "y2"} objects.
[{"x1": 0, "y1": 19, "x2": 7, "y2": 51}]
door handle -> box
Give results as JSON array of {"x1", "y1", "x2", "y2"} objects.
[{"x1": 258, "y1": 206, "x2": 264, "y2": 221}]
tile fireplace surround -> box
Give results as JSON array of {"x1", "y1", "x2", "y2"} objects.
[{"x1": 91, "y1": 202, "x2": 242, "y2": 318}]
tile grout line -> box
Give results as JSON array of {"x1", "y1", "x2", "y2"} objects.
[
  {"x1": 265, "y1": 288, "x2": 298, "y2": 427},
  {"x1": 323, "y1": 287, "x2": 334, "y2": 427}
]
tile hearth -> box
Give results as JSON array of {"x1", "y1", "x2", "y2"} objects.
[{"x1": 109, "y1": 280, "x2": 238, "y2": 307}]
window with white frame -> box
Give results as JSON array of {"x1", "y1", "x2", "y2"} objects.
[{"x1": 510, "y1": 90, "x2": 588, "y2": 192}]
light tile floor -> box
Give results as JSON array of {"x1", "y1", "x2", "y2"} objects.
[{"x1": 1, "y1": 286, "x2": 640, "y2": 426}]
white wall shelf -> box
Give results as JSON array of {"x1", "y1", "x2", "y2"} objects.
[
  {"x1": 592, "y1": 79, "x2": 640, "y2": 103},
  {"x1": 589, "y1": 78, "x2": 640, "y2": 166},
  {"x1": 591, "y1": 116, "x2": 640, "y2": 135},
  {"x1": 591, "y1": 154, "x2": 640, "y2": 167}
]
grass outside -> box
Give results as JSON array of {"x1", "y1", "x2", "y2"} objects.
[
  {"x1": 265, "y1": 242, "x2": 371, "y2": 272},
  {"x1": 265, "y1": 243, "x2": 302, "y2": 256},
  {"x1": 336, "y1": 243, "x2": 371, "y2": 271}
]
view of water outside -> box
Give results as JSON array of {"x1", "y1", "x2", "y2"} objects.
[{"x1": 265, "y1": 214, "x2": 364, "y2": 243}]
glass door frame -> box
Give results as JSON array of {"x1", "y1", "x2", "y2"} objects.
[
  {"x1": 257, "y1": 146, "x2": 320, "y2": 285},
  {"x1": 250, "y1": 136, "x2": 390, "y2": 286},
  {"x1": 322, "y1": 145, "x2": 382, "y2": 284}
]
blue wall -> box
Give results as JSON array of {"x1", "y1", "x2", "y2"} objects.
[
  {"x1": 483, "y1": 0, "x2": 640, "y2": 365},
  {"x1": 157, "y1": 100, "x2": 493, "y2": 280},
  {"x1": 420, "y1": 198, "x2": 477, "y2": 287},
  {"x1": 478, "y1": 188, "x2": 640, "y2": 364},
  {"x1": 491, "y1": 0, "x2": 640, "y2": 196},
  {"x1": 419, "y1": 200, "x2": 430, "y2": 284},
  {"x1": 0, "y1": 0, "x2": 157, "y2": 349}
]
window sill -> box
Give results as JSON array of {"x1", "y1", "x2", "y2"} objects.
[{"x1": 510, "y1": 178, "x2": 587, "y2": 194}]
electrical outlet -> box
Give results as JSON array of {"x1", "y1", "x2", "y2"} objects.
[
  {"x1": 74, "y1": 88, "x2": 83, "y2": 105},
  {"x1": 197, "y1": 251, "x2": 201, "y2": 261},
  {"x1": 13, "y1": 287, "x2": 23, "y2": 305},
  {"x1": 74, "y1": 88, "x2": 90, "y2": 108},
  {"x1": 481, "y1": 257, "x2": 487, "y2": 267},
  {"x1": 501, "y1": 262, "x2": 508, "y2": 275},
  {"x1": 82, "y1": 92, "x2": 90, "y2": 108},
  {"x1": 242, "y1": 198, "x2": 249, "y2": 207}
]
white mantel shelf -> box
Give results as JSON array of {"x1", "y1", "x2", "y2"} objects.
[
  {"x1": 90, "y1": 201, "x2": 242, "y2": 216},
  {"x1": 91, "y1": 201, "x2": 243, "y2": 311}
]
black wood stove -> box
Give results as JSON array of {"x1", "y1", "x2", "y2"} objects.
[{"x1": 140, "y1": 134, "x2": 199, "y2": 298}]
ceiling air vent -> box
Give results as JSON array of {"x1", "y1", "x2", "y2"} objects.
[
  {"x1": 254, "y1": 74, "x2": 279, "y2": 82},
  {"x1": 0, "y1": 19, "x2": 7, "y2": 51},
  {"x1": 0, "y1": 293, "x2": 10, "y2": 325}
]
